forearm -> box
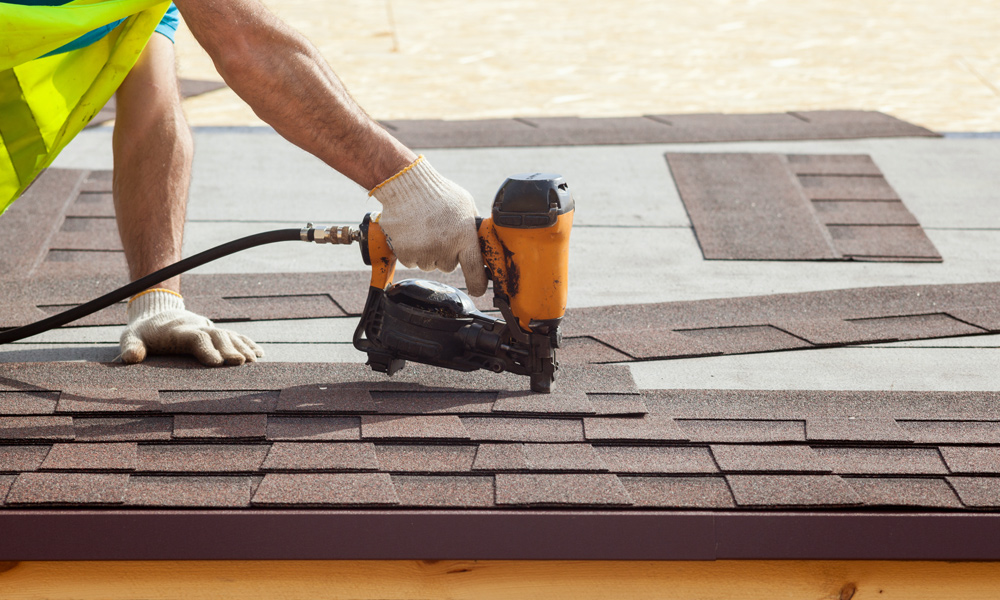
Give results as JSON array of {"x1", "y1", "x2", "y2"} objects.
[{"x1": 174, "y1": 0, "x2": 415, "y2": 190}]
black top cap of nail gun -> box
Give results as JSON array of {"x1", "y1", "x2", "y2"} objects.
[{"x1": 492, "y1": 173, "x2": 575, "y2": 228}]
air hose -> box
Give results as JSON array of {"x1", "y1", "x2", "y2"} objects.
[{"x1": 0, "y1": 224, "x2": 357, "y2": 345}]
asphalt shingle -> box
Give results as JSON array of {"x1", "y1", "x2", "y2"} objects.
[
  {"x1": 6, "y1": 472, "x2": 128, "y2": 505},
  {"x1": 40, "y1": 442, "x2": 138, "y2": 471},
  {"x1": 495, "y1": 473, "x2": 632, "y2": 506},
  {"x1": 391, "y1": 475, "x2": 495, "y2": 507},
  {"x1": 136, "y1": 444, "x2": 269, "y2": 473},
  {"x1": 374, "y1": 444, "x2": 476, "y2": 472},
  {"x1": 252, "y1": 473, "x2": 398, "y2": 506},
  {"x1": 620, "y1": 476, "x2": 735, "y2": 508},
  {"x1": 727, "y1": 474, "x2": 862, "y2": 507},
  {"x1": 124, "y1": 475, "x2": 252, "y2": 507},
  {"x1": 262, "y1": 442, "x2": 378, "y2": 471}
]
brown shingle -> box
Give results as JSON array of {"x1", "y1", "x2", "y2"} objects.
[
  {"x1": 136, "y1": 444, "x2": 269, "y2": 473},
  {"x1": 374, "y1": 444, "x2": 475, "y2": 472},
  {"x1": 596, "y1": 446, "x2": 717, "y2": 474},
  {"x1": 462, "y1": 417, "x2": 585, "y2": 442},
  {"x1": 57, "y1": 387, "x2": 159, "y2": 413},
  {"x1": 710, "y1": 445, "x2": 831, "y2": 473},
  {"x1": 676, "y1": 419, "x2": 806, "y2": 443},
  {"x1": 727, "y1": 475, "x2": 862, "y2": 507},
  {"x1": 845, "y1": 477, "x2": 962, "y2": 508},
  {"x1": 265, "y1": 416, "x2": 360, "y2": 441},
  {"x1": 276, "y1": 385, "x2": 375, "y2": 413},
  {"x1": 41, "y1": 443, "x2": 138, "y2": 471},
  {"x1": 472, "y1": 444, "x2": 529, "y2": 471},
  {"x1": 7, "y1": 472, "x2": 128, "y2": 505},
  {"x1": 252, "y1": 473, "x2": 398, "y2": 506},
  {"x1": 361, "y1": 415, "x2": 469, "y2": 440},
  {"x1": 583, "y1": 415, "x2": 687, "y2": 442},
  {"x1": 0, "y1": 391, "x2": 59, "y2": 415},
  {"x1": 948, "y1": 477, "x2": 1000, "y2": 508},
  {"x1": 73, "y1": 416, "x2": 173, "y2": 441},
  {"x1": 0, "y1": 445, "x2": 50, "y2": 472},
  {"x1": 522, "y1": 443, "x2": 607, "y2": 472},
  {"x1": 173, "y1": 414, "x2": 267, "y2": 439},
  {"x1": 262, "y1": 442, "x2": 378, "y2": 471},
  {"x1": 898, "y1": 421, "x2": 1000, "y2": 444},
  {"x1": 495, "y1": 473, "x2": 632, "y2": 506},
  {"x1": 158, "y1": 390, "x2": 279, "y2": 413},
  {"x1": 124, "y1": 476, "x2": 252, "y2": 507},
  {"x1": 392, "y1": 475, "x2": 495, "y2": 507},
  {"x1": 940, "y1": 447, "x2": 1000, "y2": 474},
  {"x1": 492, "y1": 391, "x2": 594, "y2": 415},
  {"x1": 806, "y1": 418, "x2": 912, "y2": 442},
  {"x1": 0, "y1": 416, "x2": 74, "y2": 441},
  {"x1": 812, "y1": 447, "x2": 948, "y2": 475},
  {"x1": 620, "y1": 476, "x2": 735, "y2": 508}
]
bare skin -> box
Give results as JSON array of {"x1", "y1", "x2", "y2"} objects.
[
  {"x1": 114, "y1": 0, "x2": 418, "y2": 294},
  {"x1": 173, "y1": 0, "x2": 417, "y2": 190},
  {"x1": 112, "y1": 33, "x2": 193, "y2": 294}
]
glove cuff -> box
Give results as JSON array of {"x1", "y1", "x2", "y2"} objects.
[
  {"x1": 369, "y1": 155, "x2": 450, "y2": 208},
  {"x1": 127, "y1": 289, "x2": 185, "y2": 323}
]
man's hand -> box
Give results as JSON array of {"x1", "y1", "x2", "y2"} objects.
[
  {"x1": 120, "y1": 289, "x2": 263, "y2": 366},
  {"x1": 370, "y1": 156, "x2": 489, "y2": 297}
]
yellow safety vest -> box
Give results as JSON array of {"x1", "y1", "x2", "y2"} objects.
[{"x1": 0, "y1": 0, "x2": 171, "y2": 215}]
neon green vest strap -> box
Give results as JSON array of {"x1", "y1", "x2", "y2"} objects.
[{"x1": 0, "y1": 0, "x2": 171, "y2": 215}]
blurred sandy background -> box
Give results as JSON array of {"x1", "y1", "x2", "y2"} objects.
[{"x1": 174, "y1": 0, "x2": 1000, "y2": 131}]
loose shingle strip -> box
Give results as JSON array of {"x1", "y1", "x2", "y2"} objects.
[
  {"x1": 381, "y1": 111, "x2": 936, "y2": 148},
  {"x1": 667, "y1": 152, "x2": 940, "y2": 262},
  {"x1": 0, "y1": 391, "x2": 59, "y2": 415}
]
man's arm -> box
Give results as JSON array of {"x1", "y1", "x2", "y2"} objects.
[
  {"x1": 172, "y1": 0, "x2": 488, "y2": 295},
  {"x1": 172, "y1": 0, "x2": 415, "y2": 190}
]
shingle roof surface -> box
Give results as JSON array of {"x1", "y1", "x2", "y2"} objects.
[{"x1": 2, "y1": 113, "x2": 999, "y2": 561}]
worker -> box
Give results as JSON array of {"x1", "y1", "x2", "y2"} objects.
[{"x1": 1, "y1": 0, "x2": 488, "y2": 366}]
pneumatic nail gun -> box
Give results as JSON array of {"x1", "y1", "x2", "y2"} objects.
[{"x1": 311, "y1": 173, "x2": 575, "y2": 393}]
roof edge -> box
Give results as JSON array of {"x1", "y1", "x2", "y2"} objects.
[{"x1": 1, "y1": 510, "x2": 998, "y2": 561}]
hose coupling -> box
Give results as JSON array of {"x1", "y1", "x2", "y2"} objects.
[{"x1": 301, "y1": 223, "x2": 361, "y2": 245}]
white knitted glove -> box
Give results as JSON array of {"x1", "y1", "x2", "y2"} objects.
[
  {"x1": 120, "y1": 289, "x2": 263, "y2": 366},
  {"x1": 369, "y1": 156, "x2": 488, "y2": 297}
]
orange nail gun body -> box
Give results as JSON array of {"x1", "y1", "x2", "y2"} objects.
[{"x1": 353, "y1": 174, "x2": 574, "y2": 392}]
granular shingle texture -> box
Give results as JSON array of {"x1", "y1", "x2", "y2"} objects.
[{"x1": 667, "y1": 152, "x2": 941, "y2": 262}]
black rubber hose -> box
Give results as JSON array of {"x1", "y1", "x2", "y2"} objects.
[{"x1": 0, "y1": 228, "x2": 303, "y2": 345}]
